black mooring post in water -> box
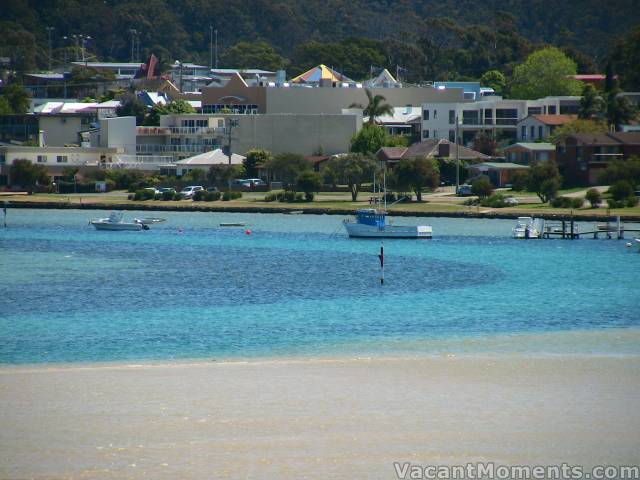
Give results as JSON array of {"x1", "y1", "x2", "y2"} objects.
[
  {"x1": 378, "y1": 243, "x2": 384, "y2": 285},
  {"x1": 3, "y1": 201, "x2": 7, "y2": 228}
]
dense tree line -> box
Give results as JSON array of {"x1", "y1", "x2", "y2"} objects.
[{"x1": 1, "y1": 0, "x2": 639, "y2": 88}]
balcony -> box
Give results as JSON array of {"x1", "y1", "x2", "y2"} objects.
[
  {"x1": 135, "y1": 144, "x2": 220, "y2": 154},
  {"x1": 167, "y1": 126, "x2": 226, "y2": 135},
  {"x1": 105, "y1": 155, "x2": 175, "y2": 170},
  {"x1": 136, "y1": 127, "x2": 171, "y2": 136},
  {"x1": 588, "y1": 153, "x2": 623, "y2": 164},
  {"x1": 136, "y1": 126, "x2": 226, "y2": 136}
]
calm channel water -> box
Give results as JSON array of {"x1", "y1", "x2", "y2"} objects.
[{"x1": 1, "y1": 208, "x2": 638, "y2": 364}]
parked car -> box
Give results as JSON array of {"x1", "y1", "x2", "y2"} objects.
[
  {"x1": 244, "y1": 178, "x2": 266, "y2": 186},
  {"x1": 457, "y1": 185, "x2": 473, "y2": 196},
  {"x1": 144, "y1": 187, "x2": 161, "y2": 195},
  {"x1": 206, "y1": 186, "x2": 219, "y2": 192},
  {"x1": 232, "y1": 179, "x2": 251, "y2": 187},
  {"x1": 504, "y1": 196, "x2": 519, "y2": 206},
  {"x1": 159, "y1": 187, "x2": 176, "y2": 195},
  {"x1": 180, "y1": 185, "x2": 204, "y2": 198}
]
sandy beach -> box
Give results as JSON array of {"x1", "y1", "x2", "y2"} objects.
[{"x1": 1, "y1": 354, "x2": 639, "y2": 479}]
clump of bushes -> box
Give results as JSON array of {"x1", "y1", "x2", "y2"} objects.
[
  {"x1": 161, "y1": 190, "x2": 175, "y2": 201},
  {"x1": 265, "y1": 191, "x2": 307, "y2": 202},
  {"x1": 551, "y1": 196, "x2": 584, "y2": 209},
  {"x1": 133, "y1": 189, "x2": 156, "y2": 201},
  {"x1": 607, "y1": 180, "x2": 638, "y2": 208},
  {"x1": 480, "y1": 193, "x2": 507, "y2": 208},
  {"x1": 585, "y1": 188, "x2": 602, "y2": 208},
  {"x1": 222, "y1": 191, "x2": 243, "y2": 201},
  {"x1": 193, "y1": 190, "x2": 223, "y2": 201}
]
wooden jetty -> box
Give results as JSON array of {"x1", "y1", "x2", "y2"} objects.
[{"x1": 540, "y1": 216, "x2": 640, "y2": 240}]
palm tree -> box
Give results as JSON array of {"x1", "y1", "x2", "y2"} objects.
[{"x1": 349, "y1": 88, "x2": 393, "y2": 125}]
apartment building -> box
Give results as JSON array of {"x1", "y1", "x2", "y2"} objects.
[
  {"x1": 421, "y1": 96, "x2": 581, "y2": 145},
  {"x1": 555, "y1": 132, "x2": 640, "y2": 185}
]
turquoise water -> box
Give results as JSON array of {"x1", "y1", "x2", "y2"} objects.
[{"x1": 0, "y1": 208, "x2": 638, "y2": 364}]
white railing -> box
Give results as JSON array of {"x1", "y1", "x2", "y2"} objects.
[
  {"x1": 135, "y1": 144, "x2": 219, "y2": 154},
  {"x1": 105, "y1": 155, "x2": 175, "y2": 170}
]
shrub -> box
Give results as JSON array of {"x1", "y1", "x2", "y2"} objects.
[
  {"x1": 174, "y1": 193, "x2": 184, "y2": 200},
  {"x1": 193, "y1": 190, "x2": 206, "y2": 201},
  {"x1": 133, "y1": 189, "x2": 156, "y2": 201},
  {"x1": 295, "y1": 192, "x2": 304, "y2": 201},
  {"x1": 510, "y1": 171, "x2": 529, "y2": 191},
  {"x1": 383, "y1": 192, "x2": 397, "y2": 203},
  {"x1": 222, "y1": 191, "x2": 242, "y2": 201},
  {"x1": 264, "y1": 193, "x2": 278, "y2": 202},
  {"x1": 551, "y1": 196, "x2": 572, "y2": 208},
  {"x1": 585, "y1": 188, "x2": 602, "y2": 208},
  {"x1": 627, "y1": 196, "x2": 639, "y2": 207},
  {"x1": 154, "y1": 193, "x2": 162, "y2": 200},
  {"x1": 127, "y1": 193, "x2": 134, "y2": 200},
  {"x1": 480, "y1": 193, "x2": 507, "y2": 208},
  {"x1": 305, "y1": 192, "x2": 314, "y2": 201},
  {"x1": 205, "y1": 191, "x2": 221, "y2": 201},
  {"x1": 570, "y1": 197, "x2": 584, "y2": 209},
  {"x1": 162, "y1": 190, "x2": 175, "y2": 201},
  {"x1": 609, "y1": 180, "x2": 634, "y2": 202},
  {"x1": 608, "y1": 199, "x2": 625, "y2": 208},
  {"x1": 471, "y1": 176, "x2": 494, "y2": 199}
]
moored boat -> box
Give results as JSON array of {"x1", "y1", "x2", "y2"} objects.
[
  {"x1": 512, "y1": 216, "x2": 541, "y2": 239},
  {"x1": 90, "y1": 212, "x2": 163, "y2": 231},
  {"x1": 343, "y1": 209, "x2": 432, "y2": 239}
]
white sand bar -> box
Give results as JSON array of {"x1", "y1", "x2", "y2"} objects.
[{"x1": 1, "y1": 355, "x2": 640, "y2": 479}]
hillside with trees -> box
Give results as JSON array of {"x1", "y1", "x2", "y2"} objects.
[{"x1": 1, "y1": 0, "x2": 639, "y2": 88}]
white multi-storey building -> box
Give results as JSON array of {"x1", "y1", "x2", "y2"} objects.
[{"x1": 421, "y1": 96, "x2": 581, "y2": 145}]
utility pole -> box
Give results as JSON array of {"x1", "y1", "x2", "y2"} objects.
[
  {"x1": 130, "y1": 29, "x2": 137, "y2": 63},
  {"x1": 209, "y1": 25, "x2": 213, "y2": 70},
  {"x1": 46, "y1": 27, "x2": 54, "y2": 71},
  {"x1": 215, "y1": 29, "x2": 218, "y2": 69},
  {"x1": 226, "y1": 118, "x2": 239, "y2": 192},
  {"x1": 455, "y1": 114, "x2": 460, "y2": 194}
]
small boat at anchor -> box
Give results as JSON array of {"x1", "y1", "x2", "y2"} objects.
[
  {"x1": 512, "y1": 216, "x2": 542, "y2": 239},
  {"x1": 343, "y1": 209, "x2": 432, "y2": 239},
  {"x1": 90, "y1": 212, "x2": 165, "y2": 231}
]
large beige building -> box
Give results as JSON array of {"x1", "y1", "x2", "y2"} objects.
[{"x1": 184, "y1": 73, "x2": 467, "y2": 115}]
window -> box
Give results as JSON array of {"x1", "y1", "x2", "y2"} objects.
[
  {"x1": 196, "y1": 120, "x2": 208, "y2": 127},
  {"x1": 56, "y1": 155, "x2": 68, "y2": 163},
  {"x1": 0, "y1": 154, "x2": 5, "y2": 165},
  {"x1": 462, "y1": 110, "x2": 479, "y2": 125},
  {"x1": 433, "y1": 110, "x2": 438, "y2": 120},
  {"x1": 523, "y1": 152, "x2": 530, "y2": 163},
  {"x1": 423, "y1": 109, "x2": 429, "y2": 121},
  {"x1": 530, "y1": 126, "x2": 535, "y2": 139},
  {"x1": 423, "y1": 130, "x2": 429, "y2": 139},
  {"x1": 548, "y1": 105, "x2": 557, "y2": 114},
  {"x1": 433, "y1": 130, "x2": 438, "y2": 138},
  {"x1": 37, "y1": 155, "x2": 47, "y2": 163},
  {"x1": 449, "y1": 110, "x2": 455, "y2": 124},
  {"x1": 538, "y1": 126, "x2": 544, "y2": 139},
  {"x1": 527, "y1": 107, "x2": 542, "y2": 115},
  {"x1": 521, "y1": 126, "x2": 527, "y2": 139},
  {"x1": 449, "y1": 130, "x2": 455, "y2": 142}
]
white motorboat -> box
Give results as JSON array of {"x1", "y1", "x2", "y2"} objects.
[
  {"x1": 90, "y1": 212, "x2": 164, "y2": 231},
  {"x1": 512, "y1": 216, "x2": 541, "y2": 239},
  {"x1": 343, "y1": 209, "x2": 432, "y2": 238}
]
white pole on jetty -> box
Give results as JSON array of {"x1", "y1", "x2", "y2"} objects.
[{"x1": 379, "y1": 242, "x2": 384, "y2": 285}]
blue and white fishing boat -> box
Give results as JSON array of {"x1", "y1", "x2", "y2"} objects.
[
  {"x1": 342, "y1": 165, "x2": 432, "y2": 239},
  {"x1": 343, "y1": 209, "x2": 433, "y2": 238}
]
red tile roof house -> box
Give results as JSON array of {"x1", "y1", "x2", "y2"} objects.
[
  {"x1": 377, "y1": 139, "x2": 490, "y2": 184},
  {"x1": 555, "y1": 132, "x2": 640, "y2": 186},
  {"x1": 517, "y1": 114, "x2": 577, "y2": 141}
]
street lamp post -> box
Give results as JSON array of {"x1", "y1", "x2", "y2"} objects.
[
  {"x1": 215, "y1": 29, "x2": 218, "y2": 69},
  {"x1": 226, "y1": 118, "x2": 239, "y2": 192},
  {"x1": 46, "y1": 27, "x2": 54, "y2": 72},
  {"x1": 455, "y1": 114, "x2": 460, "y2": 194},
  {"x1": 129, "y1": 29, "x2": 137, "y2": 62},
  {"x1": 209, "y1": 25, "x2": 213, "y2": 70}
]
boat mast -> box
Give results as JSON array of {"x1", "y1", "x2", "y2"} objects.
[{"x1": 383, "y1": 161, "x2": 387, "y2": 213}]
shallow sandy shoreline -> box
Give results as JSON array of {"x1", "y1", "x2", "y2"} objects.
[{"x1": 1, "y1": 354, "x2": 639, "y2": 479}]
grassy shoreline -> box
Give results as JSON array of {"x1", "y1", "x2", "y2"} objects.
[{"x1": 3, "y1": 194, "x2": 640, "y2": 221}]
